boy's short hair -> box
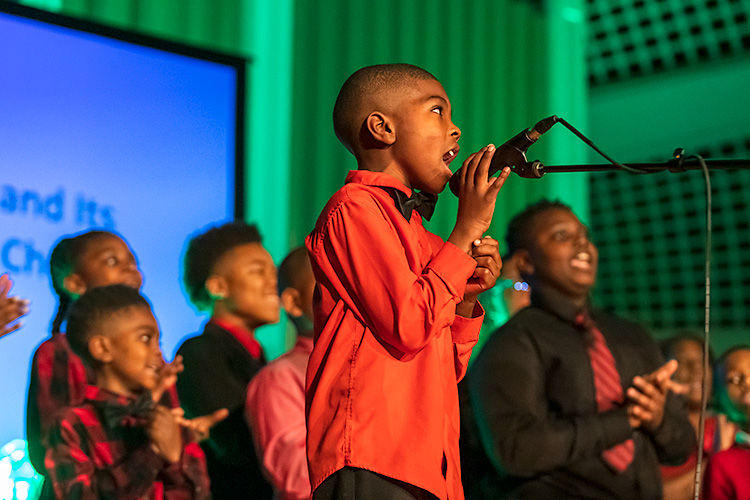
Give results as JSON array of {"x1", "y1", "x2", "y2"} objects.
[
  {"x1": 505, "y1": 199, "x2": 572, "y2": 256},
  {"x1": 660, "y1": 332, "x2": 715, "y2": 365},
  {"x1": 183, "y1": 222, "x2": 262, "y2": 311},
  {"x1": 713, "y1": 344, "x2": 750, "y2": 416},
  {"x1": 66, "y1": 284, "x2": 151, "y2": 366},
  {"x1": 714, "y1": 345, "x2": 750, "y2": 382},
  {"x1": 278, "y1": 246, "x2": 310, "y2": 294},
  {"x1": 333, "y1": 63, "x2": 438, "y2": 154}
]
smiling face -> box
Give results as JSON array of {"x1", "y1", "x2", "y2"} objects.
[
  {"x1": 671, "y1": 338, "x2": 709, "y2": 409},
  {"x1": 521, "y1": 207, "x2": 598, "y2": 302},
  {"x1": 210, "y1": 242, "x2": 280, "y2": 330},
  {"x1": 97, "y1": 305, "x2": 163, "y2": 396},
  {"x1": 384, "y1": 78, "x2": 461, "y2": 194},
  {"x1": 719, "y1": 349, "x2": 750, "y2": 426},
  {"x1": 67, "y1": 234, "x2": 143, "y2": 295}
]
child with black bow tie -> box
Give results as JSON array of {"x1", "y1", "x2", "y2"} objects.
[{"x1": 44, "y1": 285, "x2": 221, "y2": 500}]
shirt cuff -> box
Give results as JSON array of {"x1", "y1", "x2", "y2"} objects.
[
  {"x1": 452, "y1": 301, "x2": 484, "y2": 344},
  {"x1": 596, "y1": 407, "x2": 634, "y2": 449},
  {"x1": 428, "y1": 241, "x2": 477, "y2": 300},
  {"x1": 138, "y1": 444, "x2": 169, "y2": 470}
]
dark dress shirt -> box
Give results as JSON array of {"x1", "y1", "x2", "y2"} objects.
[
  {"x1": 176, "y1": 321, "x2": 273, "y2": 500},
  {"x1": 468, "y1": 287, "x2": 695, "y2": 500}
]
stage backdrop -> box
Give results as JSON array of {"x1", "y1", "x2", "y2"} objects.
[{"x1": 0, "y1": 3, "x2": 245, "y2": 449}]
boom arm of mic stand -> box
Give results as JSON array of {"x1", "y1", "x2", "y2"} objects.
[{"x1": 511, "y1": 158, "x2": 750, "y2": 179}]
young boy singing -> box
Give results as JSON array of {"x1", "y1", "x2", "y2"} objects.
[
  {"x1": 44, "y1": 284, "x2": 211, "y2": 500},
  {"x1": 305, "y1": 63, "x2": 510, "y2": 500}
]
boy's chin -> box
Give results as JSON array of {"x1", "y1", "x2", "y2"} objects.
[
  {"x1": 131, "y1": 385, "x2": 155, "y2": 396},
  {"x1": 420, "y1": 179, "x2": 448, "y2": 195}
]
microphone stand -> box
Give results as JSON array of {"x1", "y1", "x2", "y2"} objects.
[{"x1": 511, "y1": 156, "x2": 750, "y2": 178}]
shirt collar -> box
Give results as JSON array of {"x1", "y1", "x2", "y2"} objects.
[
  {"x1": 210, "y1": 318, "x2": 263, "y2": 359},
  {"x1": 345, "y1": 170, "x2": 413, "y2": 196},
  {"x1": 531, "y1": 285, "x2": 591, "y2": 325},
  {"x1": 296, "y1": 336, "x2": 314, "y2": 354},
  {"x1": 84, "y1": 384, "x2": 144, "y2": 406}
]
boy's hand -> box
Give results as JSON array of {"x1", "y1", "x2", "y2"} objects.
[
  {"x1": 170, "y1": 407, "x2": 229, "y2": 443},
  {"x1": 464, "y1": 236, "x2": 502, "y2": 300},
  {"x1": 449, "y1": 145, "x2": 511, "y2": 254},
  {"x1": 151, "y1": 355, "x2": 184, "y2": 403},
  {"x1": 148, "y1": 405, "x2": 183, "y2": 463},
  {"x1": 626, "y1": 360, "x2": 678, "y2": 431},
  {"x1": 0, "y1": 274, "x2": 29, "y2": 339},
  {"x1": 716, "y1": 413, "x2": 738, "y2": 451}
]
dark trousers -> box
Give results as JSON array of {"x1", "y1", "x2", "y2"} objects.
[{"x1": 313, "y1": 467, "x2": 438, "y2": 500}]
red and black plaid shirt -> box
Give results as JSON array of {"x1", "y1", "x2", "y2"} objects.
[
  {"x1": 44, "y1": 385, "x2": 210, "y2": 500},
  {"x1": 27, "y1": 332, "x2": 180, "y2": 477}
]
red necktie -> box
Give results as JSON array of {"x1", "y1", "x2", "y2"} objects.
[{"x1": 577, "y1": 312, "x2": 635, "y2": 472}]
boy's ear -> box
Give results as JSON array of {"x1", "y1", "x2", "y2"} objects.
[
  {"x1": 515, "y1": 249, "x2": 534, "y2": 279},
  {"x1": 205, "y1": 275, "x2": 228, "y2": 300},
  {"x1": 63, "y1": 273, "x2": 87, "y2": 297},
  {"x1": 89, "y1": 334, "x2": 113, "y2": 364},
  {"x1": 280, "y1": 287, "x2": 303, "y2": 318},
  {"x1": 365, "y1": 112, "x2": 396, "y2": 146}
]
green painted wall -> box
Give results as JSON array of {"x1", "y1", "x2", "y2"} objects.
[{"x1": 17, "y1": 0, "x2": 589, "y2": 355}]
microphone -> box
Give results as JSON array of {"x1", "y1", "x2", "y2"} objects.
[{"x1": 449, "y1": 115, "x2": 558, "y2": 196}]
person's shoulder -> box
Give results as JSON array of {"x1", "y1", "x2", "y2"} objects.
[
  {"x1": 30, "y1": 337, "x2": 57, "y2": 366},
  {"x1": 592, "y1": 308, "x2": 639, "y2": 326},
  {"x1": 497, "y1": 306, "x2": 550, "y2": 336},
  {"x1": 247, "y1": 358, "x2": 285, "y2": 393},
  {"x1": 594, "y1": 309, "x2": 652, "y2": 338},
  {"x1": 31, "y1": 332, "x2": 81, "y2": 370},
  {"x1": 176, "y1": 327, "x2": 216, "y2": 358},
  {"x1": 316, "y1": 171, "x2": 407, "y2": 224},
  {"x1": 318, "y1": 181, "x2": 386, "y2": 221},
  {"x1": 712, "y1": 445, "x2": 750, "y2": 465},
  {"x1": 477, "y1": 307, "x2": 546, "y2": 355},
  {"x1": 53, "y1": 400, "x2": 98, "y2": 434},
  {"x1": 32, "y1": 332, "x2": 68, "y2": 357},
  {"x1": 254, "y1": 351, "x2": 298, "y2": 381}
]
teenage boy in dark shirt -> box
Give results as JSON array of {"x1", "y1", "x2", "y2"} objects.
[
  {"x1": 469, "y1": 200, "x2": 695, "y2": 499},
  {"x1": 176, "y1": 222, "x2": 278, "y2": 500}
]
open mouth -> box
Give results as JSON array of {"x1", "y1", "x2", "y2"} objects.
[
  {"x1": 263, "y1": 294, "x2": 281, "y2": 308},
  {"x1": 571, "y1": 252, "x2": 592, "y2": 270},
  {"x1": 443, "y1": 145, "x2": 460, "y2": 165}
]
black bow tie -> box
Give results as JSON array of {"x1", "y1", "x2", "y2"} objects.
[
  {"x1": 383, "y1": 188, "x2": 438, "y2": 222},
  {"x1": 99, "y1": 392, "x2": 155, "y2": 428}
]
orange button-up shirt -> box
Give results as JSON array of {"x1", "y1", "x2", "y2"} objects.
[{"x1": 305, "y1": 170, "x2": 483, "y2": 500}]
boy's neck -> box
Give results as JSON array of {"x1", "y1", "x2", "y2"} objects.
[
  {"x1": 210, "y1": 310, "x2": 256, "y2": 336},
  {"x1": 531, "y1": 282, "x2": 590, "y2": 311},
  {"x1": 94, "y1": 370, "x2": 138, "y2": 399},
  {"x1": 357, "y1": 152, "x2": 413, "y2": 190}
]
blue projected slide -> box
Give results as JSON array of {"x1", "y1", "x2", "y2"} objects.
[{"x1": 0, "y1": 5, "x2": 244, "y2": 450}]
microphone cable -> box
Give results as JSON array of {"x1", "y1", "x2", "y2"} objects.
[{"x1": 554, "y1": 117, "x2": 648, "y2": 175}]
